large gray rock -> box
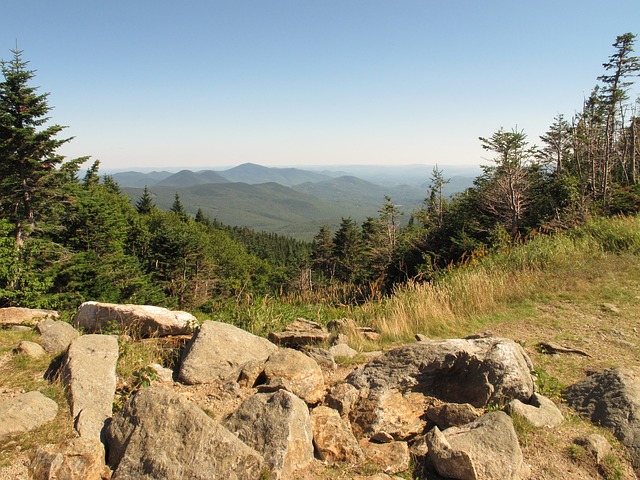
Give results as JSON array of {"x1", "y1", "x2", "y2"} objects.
[
  {"x1": 0, "y1": 307, "x2": 58, "y2": 327},
  {"x1": 566, "y1": 367, "x2": 640, "y2": 474},
  {"x1": 426, "y1": 411, "x2": 528, "y2": 480},
  {"x1": 0, "y1": 391, "x2": 58, "y2": 441},
  {"x1": 75, "y1": 301, "x2": 196, "y2": 337},
  {"x1": 37, "y1": 318, "x2": 79, "y2": 354},
  {"x1": 263, "y1": 348, "x2": 326, "y2": 404},
  {"x1": 223, "y1": 390, "x2": 314, "y2": 479},
  {"x1": 63, "y1": 334, "x2": 118, "y2": 440},
  {"x1": 106, "y1": 386, "x2": 264, "y2": 480},
  {"x1": 178, "y1": 320, "x2": 278, "y2": 384},
  {"x1": 346, "y1": 338, "x2": 534, "y2": 408},
  {"x1": 29, "y1": 437, "x2": 107, "y2": 480}
]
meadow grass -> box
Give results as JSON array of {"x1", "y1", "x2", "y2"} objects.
[{"x1": 366, "y1": 215, "x2": 640, "y2": 342}]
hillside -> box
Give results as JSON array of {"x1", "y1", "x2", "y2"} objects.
[
  {"x1": 123, "y1": 182, "x2": 380, "y2": 238},
  {"x1": 155, "y1": 169, "x2": 230, "y2": 187},
  {"x1": 220, "y1": 163, "x2": 332, "y2": 186}
]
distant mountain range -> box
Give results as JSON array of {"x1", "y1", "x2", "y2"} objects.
[{"x1": 115, "y1": 163, "x2": 478, "y2": 240}]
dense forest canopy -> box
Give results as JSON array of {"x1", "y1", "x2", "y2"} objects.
[{"x1": 0, "y1": 33, "x2": 638, "y2": 312}]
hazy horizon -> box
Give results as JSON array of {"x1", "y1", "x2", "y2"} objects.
[{"x1": 2, "y1": 1, "x2": 639, "y2": 171}]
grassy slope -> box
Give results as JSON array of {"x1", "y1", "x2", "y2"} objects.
[{"x1": 1, "y1": 215, "x2": 639, "y2": 478}]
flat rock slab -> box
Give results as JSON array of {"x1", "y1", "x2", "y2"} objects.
[
  {"x1": 37, "y1": 318, "x2": 79, "y2": 354},
  {"x1": 426, "y1": 411, "x2": 528, "y2": 480},
  {"x1": 63, "y1": 334, "x2": 118, "y2": 440},
  {"x1": 107, "y1": 386, "x2": 264, "y2": 480},
  {"x1": 178, "y1": 320, "x2": 278, "y2": 385},
  {"x1": 347, "y1": 337, "x2": 534, "y2": 408},
  {"x1": 75, "y1": 301, "x2": 196, "y2": 337},
  {"x1": 0, "y1": 391, "x2": 58, "y2": 441},
  {"x1": 268, "y1": 318, "x2": 330, "y2": 348},
  {"x1": 0, "y1": 307, "x2": 58, "y2": 327}
]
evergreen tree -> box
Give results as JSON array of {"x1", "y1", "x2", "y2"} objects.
[
  {"x1": 136, "y1": 186, "x2": 155, "y2": 214},
  {"x1": 478, "y1": 128, "x2": 538, "y2": 237},
  {"x1": 170, "y1": 192, "x2": 188, "y2": 221},
  {"x1": 0, "y1": 49, "x2": 86, "y2": 247},
  {"x1": 311, "y1": 225, "x2": 335, "y2": 279},
  {"x1": 332, "y1": 217, "x2": 363, "y2": 282}
]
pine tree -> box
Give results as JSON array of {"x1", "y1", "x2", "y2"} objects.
[
  {"x1": 170, "y1": 192, "x2": 188, "y2": 221},
  {"x1": 136, "y1": 186, "x2": 155, "y2": 214},
  {"x1": 0, "y1": 49, "x2": 86, "y2": 247}
]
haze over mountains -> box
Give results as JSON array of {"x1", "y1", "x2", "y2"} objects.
[{"x1": 115, "y1": 163, "x2": 479, "y2": 239}]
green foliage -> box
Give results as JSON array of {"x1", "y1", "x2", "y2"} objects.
[{"x1": 532, "y1": 366, "x2": 565, "y2": 399}]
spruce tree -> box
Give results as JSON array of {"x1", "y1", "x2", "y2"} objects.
[
  {"x1": 0, "y1": 49, "x2": 85, "y2": 247},
  {"x1": 136, "y1": 186, "x2": 155, "y2": 214}
]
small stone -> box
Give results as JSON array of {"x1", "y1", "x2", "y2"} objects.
[
  {"x1": 15, "y1": 340, "x2": 46, "y2": 359},
  {"x1": 575, "y1": 434, "x2": 612, "y2": 464},
  {"x1": 330, "y1": 343, "x2": 358, "y2": 359}
]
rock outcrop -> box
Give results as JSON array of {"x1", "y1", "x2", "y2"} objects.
[
  {"x1": 75, "y1": 301, "x2": 196, "y2": 337},
  {"x1": 566, "y1": 367, "x2": 640, "y2": 474},
  {"x1": 223, "y1": 389, "x2": 314, "y2": 479},
  {"x1": 63, "y1": 334, "x2": 118, "y2": 441},
  {"x1": 178, "y1": 320, "x2": 278, "y2": 384},
  {"x1": 346, "y1": 338, "x2": 535, "y2": 408},
  {"x1": 106, "y1": 386, "x2": 264, "y2": 480},
  {"x1": 426, "y1": 411, "x2": 529, "y2": 480}
]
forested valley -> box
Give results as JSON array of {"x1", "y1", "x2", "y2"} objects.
[{"x1": 1, "y1": 33, "x2": 639, "y2": 324}]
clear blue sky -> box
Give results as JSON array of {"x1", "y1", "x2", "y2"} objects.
[{"x1": 2, "y1": 1, "x2": 639, "y2": 171}]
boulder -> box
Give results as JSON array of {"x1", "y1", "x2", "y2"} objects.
[
  {"x1": 263, "y1": 348, "x2": 325, "y2": 404},
  {"x1": 75, "y1": 301, "x2": 196, "y2": 337},
  {"x1": 310, "y1": 406, "x2": 364, "y2": 463},
  {"x1": 326, "y1": 383, "x2": 359, "y2": 419},
  {"x1": 346, "y1": 337, "x2": 535, "y2": 408},
  {"x1": 330, "y1": 343, "x2": 359, "y2": 359},
  {"x1": 0, "y1": 391, "x2": 58, "y2": 441},
  {"x1": 63, "y1": 334, "x2": 118, "y2": 440},
  {"x1": 0, "y1": 307, "x2": 58, "y2": 327},
  {"x1": 37, "y1": 318, "x2": 79, "y2": 354},
  {"x1": 426, "y1": 411, "x2": 528, "y2": 480},
  {"x1": 304, "y1": 347, "x2": 337, "y2": 370},
  {"x1": 15, "y1": 340, "x2": 46, "y2": 359},
  {"x1": 574, "y1": 434, "x2": 612, "y2": 464},
  {"x1": 359, "y1": 439, "x2": 411, "y2": 475},
  {"x1": 178, "y1": 320, "x2": 278, "y2": 385},
  {"x1": 350, "y1": 390, "x2": 427, "y2": 440},
  {"x1": 223, "y1": 390, "x2": 314, "y2": 479},
  {"x1": 29, "y1": 437, "x2": 107, "y2": 480},
  {"x1": 106, "y1": 386, "x2": 264, "y2": 480},
  {"x1": 508, "y1": 393, "x2": 563, "y2": 428},
  {"x1": 426, "y1": 402, "x2": 484, "y2": 430},
  {"x1": 268, "y1": 317, "x2": 330, "y2": 348},
  {"x1": 566, "y1": 367, "x2": 640, "y2": 473}
]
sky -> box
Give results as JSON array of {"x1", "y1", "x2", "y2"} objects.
[{"x1": 1, "y1": 1, "x2": 639, "y2": 172}]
